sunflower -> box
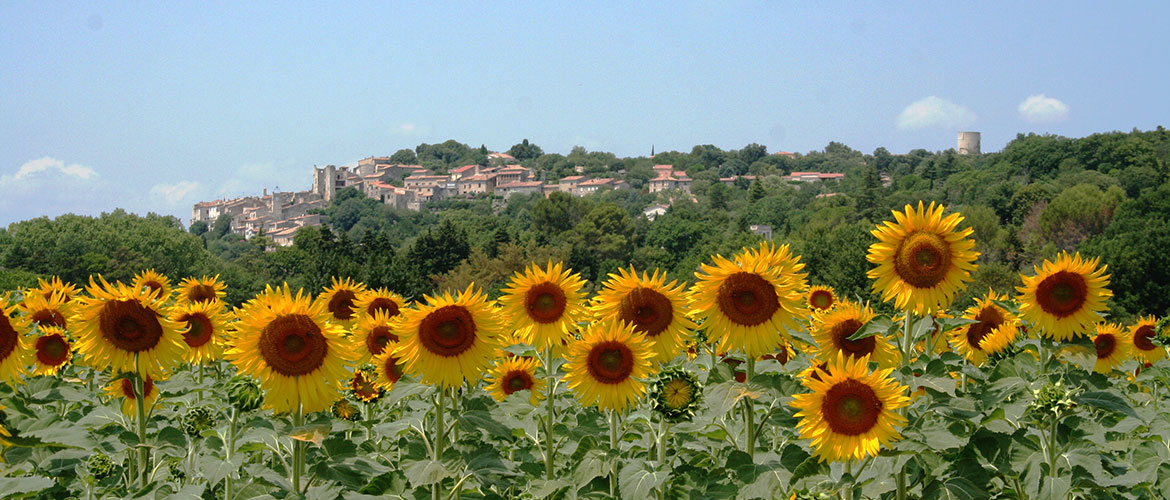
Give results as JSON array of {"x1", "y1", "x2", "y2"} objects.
[
  {"x1": 132, "y1": 269, "x2": 173, "y2": 301},
  {"x1": 1129, "y1": 316, "x2": 1166, "y2": 364},
  {"x1": 226, "y1": 284, "x2": 357, "y2": 414},
  {"x1": 317, "y1": 277, "x2": 366, "y2": 328},
  {"x1": 741, "y1": 242, "x2": 809, "y2": 290},
  {"x1": 1091, "y1": 323, "x2": 1131, "y2": 374},
  {"x1": 353, "y1": 288, "x2": 408, "y2": 320},
  {"x1": 393, "y1": 284, "x2": 503, "y2": 389},
  {"x1": 1017, "y1": 252, "x2": 1112, "y2": 341},
  {"x1": 499, "y1": 261, "x2": 589, "y2": 349},
  {"x1": 352, "y1": 310, "x2": 401, "y2": 365},
  {"x1": 31, "y1": 276, "x2": 79, "y2": 304},
  {"x1": 105, "y1": 374, "x2": 160, "y2": 416},
  {"x1": 950, "y1": 291, "x2": 1019, "y2": 366},
  {"x1": 648, "y1": 368, "x2": 703, "y2": 422},
  {"x1": 176, "y1": 275, "x2": 226, "y2": 304},
  {"x1": 74, "y1": 276, "x2": 186, "y2": 378},
  {"x1": 0, "y1": 295, "x2": 32, "y2": 382},
  {"x1": 867, "y1": 201, "x2": 979, "y2": 315},
  {"x1": 810, "y1": 302, "x2": 900, "y2": 368},
  {"x1": 807, "y1": 286, "x2": 836, "y2": 312},
  {"x1": 169, "y1": 300, "x2": 230, "y2": 364},
  {"x1": 373, "y1": 350, "x2": 405, "y2": 390},
  {"x1": 331, "y1": 399, "x2": 360, "y2": 421},
  {"x1": 690, "y1": 249, "x2": 803, "y2": 358},
  {"x1": 790, "y1": 353, "x2": 910, "y2": 463},
  {"x1": 484, "y1": 356, "x2": 546, "y2": 405},
  {"x1": 17, "y1": 291, "x2": 72, "y2": 331},
  {"x1": 593, "y1": 267, "x2": 695, "y2": 364},
  {"x1": 348, "y1": 366, "x2": 382, "y2": 403},
  {"x1": 31, "y1": 326, "x2": 73, "y2": 376},
  {"x1": 563, "y1": 319, "x2": 656, "y2": 412}
]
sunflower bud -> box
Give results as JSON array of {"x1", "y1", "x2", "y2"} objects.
[
  {"x1": 86, "y1": 452, "x2": 118, "y2": 481},
  {"x1": 181, "y1": 405, "x2": 218, "y2": 438},
  {"x1": 1026, "y1": 381, "x2": 1079, "y2": 422},
  {"x1": 331, "y1": 399, "x2": 361, "y2": 422},
  {"x1": 167, "y1": 457, "x2": 186, "y2": 482},
  {"x1": 648, "y1": 368, "x2": 703, "y2": 423},
  {"x1": 226, "y1": 375, "x2": 263, "y2": 413}
]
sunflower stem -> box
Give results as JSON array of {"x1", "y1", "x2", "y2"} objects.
[
  {"x1": 744, "y1": 355, "x2": 756, "y2": 461},
  {"x1": 133, "y1": 355, "x2": 149, "y2": 490},
  {"x1": 656, "y1": 418, "x2": 669, "y2": 500},
  {"x1": 609, "y1": 410, "x2": 620, "y2": 499},
  {"x1": 197, "y1": 363, "x2": 204, "y2": 402},
  {"x1": 895, "y1": 313, "x2": 912, "y2": 500},
  {"x1": 544, "y1": 346, "x2": 556, "y2": 480},
  {"x1": 292, "y1": 403, "x2": 304, "y2": 494},
  {"x1": 842, "y1": 459, "x2": 854, "y2": 500},
  {"x1": 433, "y1": 387, "x2": 446, "y2": 500},
  {"x1": 1047, "y1": 409, "x2": 1060, "y2": 485},
  {"x1": 225, "y1": 407, "x2": 238, "y2": 500}
]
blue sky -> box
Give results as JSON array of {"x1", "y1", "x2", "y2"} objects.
[{"x1": 2, "y1": 2, "x2": 1167, "y2": 225}]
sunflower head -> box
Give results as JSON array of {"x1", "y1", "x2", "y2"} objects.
[
  {"x1": 31, "y1": 325, "x2": 73, "y2": 376},
  {"x1": 811, "y1": 301, "x2": 900, "y2": 368},
  {"x1": 563, "y1": 318, "x2": 656, "y2": 412},
  {"x1": 790, "y1": 353, "x2": 910, "y2": 463},
  {"x1": 867, "y1": 201, "x2": 979, "y2": 315},
  {"x1": 690, "y1": 248, "x2": 803, "y2": 357},
  {"x1": 1091, "y1": 323, "x2": 1131, "y2": 374},
  {"x1": 317, "y1": 277, "x2": 367, "y2": 327},
  {"x1": 105, "y1": 374, "x2": 161, "y2": 416},
  {"x1": 345, "y1": 366, "x2": 382, "y2": 403},
  {"x1": 170, "y1": 300, "x2": 229, "y2": 364},
  {"x1": 331, "y1": 399, "x2": 361, "y2": 421},
  {"x1": 807, "y1": 286, "x2": 836, "y2": 312},
  {"x1": 132, "y1": 269, "x2": 173, "y2": 302},
  {"x1": 593, "y1": 266, "x2": 695, "y2": 364},
  {"x1": 373, "y1": 350, "x2": 406, "y2": 390},
  {"x1": 484, "y1": 356, "x2": 546, "y2": 406},
  {"x1": 393, "y1": 284, "x2": 503, "y2": 389},
  {"x1": 1128, "y1": 316, "x2": 1166, "y2": 364},
  {"x1": 181, "y1": 406, "x2": 218, "y2": 438},
  {"x1": 17, "y1": 290, "x2": 73, "y2": 331},
  {"x1": 742, "y1": 242, "x2": 809, "y2": 290},
  {"x1": 951, "y1": 290, "x2": 1019, "y2": 366},
  {"x1": 353, "y1": 288, "x2": 408, "y2": 320},
  {"x1": 1017, "y1": 252, "x2": 1111, "y2": 341},
  {"x1": 0, "y1": 295, "x2": 32, "y2": 383},
  {"x1": 177, "y1": 275, "x2": 226, "y2": 305},
  {"x1": 32, "y1": 276, "x2": 79, "y2": 304},
  {"x1": 499, "y1": 261, "x2": 589, "y2": 349},
  {"x1": 74, "y1": 276, "x2": 186, "y2": 379},
  {"x1": 353, "y1": 310, "x2": 402, "y2": 365},
  {"x1": 648, "y1": 368, "x2": 703, "y2": 422},
  {"x1": 226, "y1": 284, "x2": 357, "y2": 414},
  {"x1": 226, "y1": 375, "x2": 263, "y2": 413}
]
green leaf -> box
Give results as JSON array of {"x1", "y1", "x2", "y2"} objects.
[
  {"x1": 155, "y1": 425, "x2": 188, "y2": 455},
  {"x1": 920, "y1": 476, "x2": 986, "y2": 500},
  {"x1": 457, "y1": 410, "x2": 512, "y2": 439},
  {"x1": 848, "y1": 315, "x2": 895, "y2": 341},
  {"x1": 618, "y1": 459, "x2": 668, "y2": 500},
  {"x1": 572, "y1": 448, "x2": 609, "y2": 489},
  {"x1": 1075, "y1": 391, "x2": 1139, "y2": 419},
  {"x1": 402, "y1": 459, "x2": 451, "y2": 486},
  {"x1": 788, "y1": 454, "x2": 828, "y2": 487},
  {"x1": 199, "y1": 453, "x2": 245, "y2": 485},
  {"x1": 0, "y1": 477, "x2": 56, "y2": 498}
]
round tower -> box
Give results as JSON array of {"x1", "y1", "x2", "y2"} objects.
[{"x1": 957, "y1": 132, "x2": 981, "y2": 155}]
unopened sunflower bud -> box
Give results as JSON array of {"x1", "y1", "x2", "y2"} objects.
[
  {"x1": 226, "y1": 375, "x2": 263, "y2": 413},
  {"x1": 86, "y1": 452, "x2": 118, "y2": 481},
  {"x1": 649, "y1": 368, "x2": 703, "y2": 423},
  {"x1": 182, "y1": 405, "x2": 218, "y2": 437}
]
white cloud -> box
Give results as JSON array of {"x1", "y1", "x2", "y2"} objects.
[
  {"x1": 150, "y1": 181, "x2": 199, "y2": 205},
  {"x1": 1018, "y1": 94, "x2": 1070, "y2": 123},
  {"x1": 896, "y1": 96, "x2": 978, "y2": 130},
  {"x1": 8, "y1": 156, "x2": 97, "y2": 182},
  {"x1": 390, "y1": 122, "x2": 427, "y2": 136}
]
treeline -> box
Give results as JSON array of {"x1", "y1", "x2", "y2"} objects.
[{"x1": 1, "y1": 128, "x2": 1168, "y2": 319}]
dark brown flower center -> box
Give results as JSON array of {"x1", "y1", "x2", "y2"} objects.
[
  {"x1": 716, "y1": 272, "x2": 779, "y2": 327},
  {"x1": 1035, "y1": 271, "x2": 1088, "y2": 318},
  {"x1": 809, "y1": 290, "x2": 834, "y2": 310},
  {"x1": 587, "y1": 341, "x2": 634, "y2": 384},
  {"x1": 1134, "y1": 325, "x2": 1156, "y2": 351},
  {"x1": 1095, "y1": 333, "x2": 1117, "y2": 360},
  {"x1": 352, "y1": 370, "x2": 380, "y2": 401},
  {"x1": 35, "y1": 334, "x2": 69, "y2": 366},
  {"x1": 618, "y1": 287, "x2": 673, "y2": 337},
  {"x1": 181, "y1": 313, "x2": 215, "y2": 348},
  {"x1": 187, "y1": 284, "x2": 218, "y2": 303},
  {"x1": 0, "y1": 315, "x2": 16, "y2": 362},
  {"x1": 258, "y1": 314, "x2": 328, "y2": 376},
  {"x1": 367, "y1": 326, "x2": 398, "y2": 356},
  {"x1": 328, "y1": 289, "x2": 358, "y2": 320},
  {"x1": 120, "y1": 376, "x2": 155, "y2": 400},
  {"x1": 367, "y1": 298, "x2": 400, "y2": 318},
  {"x1": 526, "y1": 282, "x2": 567, "y2": 324},
  {"x1": 31, "y1": 308, "x2": 67, "y2": 329},
  {"x1": 419, "y1": 305, "x2": 476, "y2": 357},
  {"x1": 831, "y1": 319, "x2": 874, "y2": 358},
  {"x1": 966, "y1": 306, "x2": 1005, "y2": 351},
  {"x1": 99, "y1": 300, "x2": 164, "y2": 352},
  {"x1": 822, "y1": 379, "x2": 882, "y2": 436},
  {"x1": 502, "y1": 370, "x2": 534, "y2": 394},
  {"x1": 893, "y1": 231, "x2": 952, "y2": 289},
  {"x1": 383, "y1": 355, "x2": 403, "y2": 384}
]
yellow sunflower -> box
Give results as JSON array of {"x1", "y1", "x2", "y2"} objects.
[
  {"x1": 499, "y1": 261, "x2": 589, "y2": 349},
  {"x1": 563, "y1": 319, "x2": 656, "y2": 412},
  {"x1": 592, "y1": 266, "x2": 695, "y2": 364},
  {"x1": 373, "y1": 350, "x2": 405, "y2": 390},
  {"x1": 17, "y1": 291, "x2": 73, "y2": 331},
  {"x1": 807, "y1": 285, "x2": 837, "y2": 312},
  {"x1": 74, "y1": 276, "x2": 186, "y2": 378},
  {"x1": 352, "y1": 310, "x2": 401, "y2": 365},
  {"x1": 105, "y1": 374, "x2": 160, "y2": 416},
  {"x1": 226, "y1": 285, "x2": 357, "y2": 414},
  {"x1": 950, "y1": 291, "x2": 1019, "y2": 366},
  {"x1": 353, "y1": 288, "x2": 408, "y2": 320},
  {"x1": 484, "y1": 356, "x2": 546, "y2": 406},
  {"x1": 867, "y1": 201, "x2": 979, "y2": 315},
  {"x1": 317, "y1": 277, "x2": 367, "y2": 328},
  {"x1": 30, "y1": 326, "x2": 73, "y2": 376},
  {"x1": 1129, "y1": 316, "x2": 1166, "y2": 364},
  {"x1": 170, "y1": 300, "x2": 230, "y2": 364},
  {"x1": 811, "y1": 302, "x2": 900, "y2": 368},
  {"x1": 1091, "y1": 323, "x2": 1131, "y2": 374},
  {"x1": 690, "y1": 249, "x2": 803, "y2": 357},
  {"x1": 742, "y1": 241, "x2": 809, "y2": 287},
  {"x1": 1017, "y1": 252, "x2": 1112, "y2": 341},
  {"x1": 0, "y1": 295, "x2": 32, "y2": 382},
  {"x1": 176, "y1": 275, "x2": 226, "y2": 304},
  {"x1": 31, "y1": 276, "x2": 79, "y2": 304},
  {"x1": 790, "y1": 353, "x2": 910, "y2": 463},
  {"x1": 348, "y1": 366, "x2": 382, "y2": 403},
  {"x1": 132, "y1": 269, "x2": 173, "y2": 302},
  {"x1": 393, "y1": 284, "x2": 503, "y2": 389}
]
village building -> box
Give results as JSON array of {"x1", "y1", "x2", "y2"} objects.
[{"x1": 648, "y1": 165, "x2": 693, "y2": 193}]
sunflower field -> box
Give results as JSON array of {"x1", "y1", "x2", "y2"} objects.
[{"x1": 1, "y1": 201, "x2": 1169, "y2": 500}]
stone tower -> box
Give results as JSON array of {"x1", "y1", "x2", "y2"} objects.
[{"x1": 957, "y1": 132, "x2": 981, "y2": 155}]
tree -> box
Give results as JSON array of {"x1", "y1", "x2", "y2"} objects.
[
  {"x1": 748, "y1": 178, "x2": 766, "y2": 202},
  {"x1": 508, "y1": 139, "x2": 544, "y2": 161},
  {"x1": 390, "y1": 148, "x2": 417, "y2": 164},
  {"x1": 189, "y1": 220, "x2": 209, "y2": 236},
  {"x1": 708, "y1": 182, "x2": 730, "y2": 210},
  {"x1": 1084, "y1": 183, "x2": 1170, "y2": 317},
  {"x1": 739, "y1": 143, "x2": 767, "y2": 165},
  {"x1": 211, "y1": 214, "x2": 233, "y2": 239},
  {"x1": 531, "y1": 192, "x2": 583, "y2": 237},
  {"x1": 402, "y1": 219, "x2": 470, "y2": 297}
]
